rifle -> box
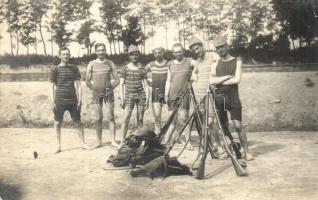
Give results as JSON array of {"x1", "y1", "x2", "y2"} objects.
[
  {"x1": 195, "y1": 91, "x2": 210, "y2": 179},
  {"x1": 130, "y1": 97, "x2": 207, "y2": 179},
  {"x1": 158, "y1": 85, "x2": 190, "y2": 139},
  {"x1": 164, "y1": 96, "x2": 207, "y2": 156},
  {"x1": 187, "y1": 83, "x2": 218, "y2": 160},
  {"x1": 175, "y1": 83, "x2": 219, "y2": 160},
  {"x1": 209, "y1": 86, "x2": 248, "y2": 176}
]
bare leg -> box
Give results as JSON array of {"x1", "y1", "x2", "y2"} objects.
[
  {"x1": 177, "y1": 110, "x2": 191, "y2": 144},
  {"x1": 92, "y1": 103, "x2": 103, "y2": 148},
  {"x1": 54, "y1": 121, "x2": 62, "y2": 154},
  {"x1": 152, "y1": 102, "x2": 162, "y2": 134},
  {"x1": 74, "y1": 121, "x2": 91, "y2": 150},
  {"x1": 120, "y1": 108, "x2": 133, "y2": 146},
  {"x1": 232, "y1": 120, "x2": 253, "y2": 161},
  {"x1": 208, "y1": 117, "x2": 226, "y2": 157},
  {"x1": 106, "y1": 102, "x2": 118, "y2": 147},
  {"x1": 137, "y1": 103, "x2": 145, "y2": 128},
  {"x1": 163, "y1": 110, "x2": 178, "y2": 145}
]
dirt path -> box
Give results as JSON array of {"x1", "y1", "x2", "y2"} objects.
[{"x1": 0, "y1": 129, "x2": 317, "y2": 200}]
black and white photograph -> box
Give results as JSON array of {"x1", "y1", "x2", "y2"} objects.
[{"x1": 0, "y1": 0, "x2": 317, "y2": 199}]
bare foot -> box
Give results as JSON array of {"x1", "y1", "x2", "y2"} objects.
[
  {"x1": 187, "y1": 143, "x2": 194, "y2": 151},
  {"x1": 245, "y1": 153, "x2": 254, "y2": 161},
  {"x1": 54, "y1": 147, "x2": 61, "y2": 154},
  {"x1": 117, "y1": 142, "x2": 125, "y2": 150},
  {"x1": 111, "y1": 141, "x2": 119, "y2": 148},
  {"x1": 217, "y1": 152, "x2": 229, "y2": 159},
  {"x1": 91, "y1": 143, "x2": 103, "y2": 149},
  {"x1": 81, "y1": 143, "x2": 92, "y2": 150}
]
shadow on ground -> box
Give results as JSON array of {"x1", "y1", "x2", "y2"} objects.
[
  {"x1": 0, "y1": 182, "x2": 22, "y2": 200},
  {"x1": 249, "y1": 140, "x2": 284, "y2": 156}
]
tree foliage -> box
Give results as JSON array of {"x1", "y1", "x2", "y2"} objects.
[{"x1": 272, "y1": 0, "x2": 318, "y2": 46}]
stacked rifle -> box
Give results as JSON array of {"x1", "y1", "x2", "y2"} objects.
[{"x1": 159, "y1": 83, "x2": 248, "y2": 179}]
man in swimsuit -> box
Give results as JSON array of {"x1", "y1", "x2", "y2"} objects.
[
  {"x1": 86, "y1": 43, "x2": 120, "y2": 148},
  {"x1": 164, "y1": 43, "x2": 196, "y2": 145},
  {"x1": 210, "y1": 35, "x2": 253, "y2": 161},
  {"x1": 189, "y1": 36, "x2": 227, "y2": 158},
  {"x1": 50, "y1": 47, "x2": 90, "y2": 153},
  {"x1": 119, "y1": 45, "x2": 150, "y2": 146},
  {"x1": 145, "y1": 47, "x2": 169, "y2": 135}
]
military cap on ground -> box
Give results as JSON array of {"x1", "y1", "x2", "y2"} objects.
[
  {"x1": 133, "y1": 125, "x2": 155, "y2": 137},
  {"x1": 128, "y1": 45, "x2": 140, "y2": 54},
  {"x1": 188, "y1": 36, "x2": 203, "y2": 49}
]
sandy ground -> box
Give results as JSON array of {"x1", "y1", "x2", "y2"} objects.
[
  {"x1": 0, "y1": 128, "x2": 317, "y2": 200},
  {"x1": 0, "y1": 71, "x2": 317, "y2": 131}
]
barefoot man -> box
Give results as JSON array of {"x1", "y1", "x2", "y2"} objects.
[
  {"x1": 119, "y1": 45, "x2": 150, "y2": 146},
  {"x1": 145, "y1": 47, "x2": 169, "y2": 135},
  {"x1": 86, "y1": 43, "x2": 120, "y2": 148},
  {"x1": 164, "y1": 43, "x2": 196, "y2": 145},
  {"x1": 210, "y1": 35, "x2": 253, "y2": 161},
  {"x1": 49, "y1": 47, "x2": 90, "y2": 153},
  {"x1": 188, "y1": 36, "x2": 227, "y2": 159}
]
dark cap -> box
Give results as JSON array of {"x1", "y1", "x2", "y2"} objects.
[
  {"x1": 128, "y1": 45, "x2": 140, "y2": 54},
  {"x1": 188, "y1": 36, "x2": 203, "y2": 49},
  {"x1": 213, "y1": 35, "x2": 227, "y2": 47}
]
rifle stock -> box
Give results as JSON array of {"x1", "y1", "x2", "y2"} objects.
[
  {"x1": 195, "y1": 92, "x2": 210, "y2": 180},
  {"x1": 209, "y1": 86, "x2": 248, "y2": 176}
]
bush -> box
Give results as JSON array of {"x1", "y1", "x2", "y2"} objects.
[{"x1": 0, "y1": 55, "x2": 59, "y2": 68}]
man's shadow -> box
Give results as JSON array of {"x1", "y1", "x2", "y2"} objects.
[{"x1": 248, "y1": 140, "x2": 284, "y2": 156}]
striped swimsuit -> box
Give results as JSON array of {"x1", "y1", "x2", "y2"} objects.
[
  {"x1": 146, "y1": 60, "x2": 168, "y2": 103},
  {"x1": 120, "y1": 63, "x2": 147, "y2": 110},
  {"x1": 49, "y1": 65, "x2": 81, "y2": 105}
]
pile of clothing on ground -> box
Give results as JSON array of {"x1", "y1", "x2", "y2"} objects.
[{"x1": 107, "y1": 126, "x2": 192, "y2": 178}]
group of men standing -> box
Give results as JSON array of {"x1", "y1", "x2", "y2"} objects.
[{"x1": 49, "y1": 35, "x2": 253, "y2": 161}]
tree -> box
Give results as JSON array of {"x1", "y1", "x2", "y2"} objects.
[
  {"x1": 99, "y1": 0, "x2": 121, "y2": 54},
  {"x1": 51, "y1": 0, "x2": 92, "y2": 48},
  {"x1": 76, "y1": 20, "x2": 95, "y2": 56},
  {"x1": 29, "y1": 0, "x2": 50, "y2": 55},
  {"x1": 272, "y1": 0, "x2": 318, "y2": 47},
  {"x1": 19, "y1": 1, "x2": 38, "y2": 57},
  {"x1": 122, "y1": 16, "x2": 145, "y2": 50},
  {"x1": 157, "y1": 0, "x2": 174, "y2": 49},
  {"x1": 1, "y1": 0, "x2": 23, "y2": 55}
]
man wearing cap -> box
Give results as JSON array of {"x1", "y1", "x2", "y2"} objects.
[
  {"x1": 145, "y1": 47, "x2": 169, "y2": 135},
  {"x1": 119, "y1": 45, "x2": 150, "y2": 146},
  {"x1": 210, "y1": 36, "x2": 253, "y2": 161},
  {"x1": 189, "y1": 36, "x2": 227, "y2": 158},
  {"x1": 86, "y1": 43, "x2": 120, "y2": 148}
]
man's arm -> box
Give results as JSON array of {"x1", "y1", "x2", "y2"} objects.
[
  {"x1": 49, "y1": 67, "x2": 57, "y2": 108},
  {"x1": 119, "y1": 78, "x2": 125, "y2": 107},
  {"x1": 51, "y1": 83, "x2": 56, "y2": 107},
  {"x1": 143, "y1": 78, "x2": 150, "y2": 108},
  {"x1": 85, "y1": 62, "x2": 93, "y2": 90},
  {"x1": 222, "y1": 59, "x2": 242, "y2": 85},
  {"x1": 75, "y1": 80, "x2": 82, "y2": 108},
  {"x1": 144, "y1": 63, "x2": 152, "y2": 87},
  {"x1": 209, "y1": 61, "x2": 233, "y2": 85},
  {"x1": 191, "y1": 61, "x2": 198, "y2": 85},
  {"x1": 110, "y1": 62, "x2": 120, "y2": 89},
  {"x1": 165, "y1": 68, "x2": 171, "y2": 100}
]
